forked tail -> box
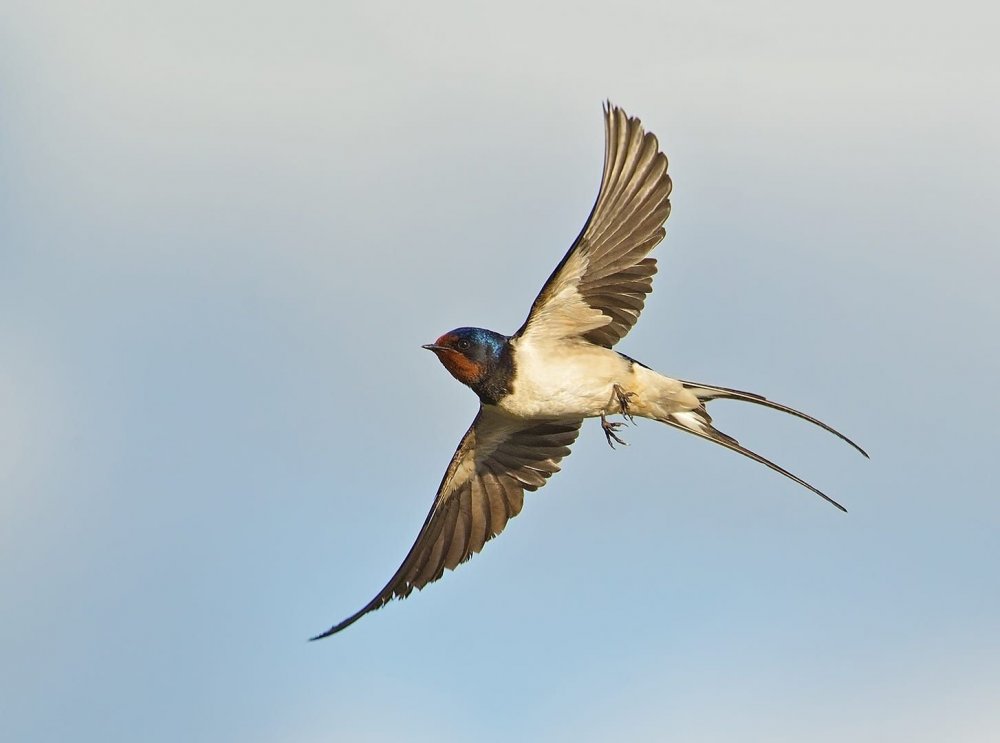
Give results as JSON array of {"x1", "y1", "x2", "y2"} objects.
[{"x1": 659, "y1": 380, "x2": 868, "y2": 512}]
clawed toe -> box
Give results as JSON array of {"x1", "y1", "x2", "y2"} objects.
[
  {"x1": 600, "y1": 384, "x2": 639, "y2": 448},
  {"x1": 613, "y1": 383, "x2": 637, "y2": 423},
  {"x1": 601, "y1": 415, "x2": 629, "y2": 448}
]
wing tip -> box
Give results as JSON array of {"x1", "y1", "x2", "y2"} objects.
[
  {"x1": 308, "y1": 613, "x2": 361, "y2": 642},
  {"x1": 601, "y1": 100, "x2": 645, "y2": 134}
]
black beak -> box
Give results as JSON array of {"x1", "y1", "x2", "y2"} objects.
[{"x1": 422, "y1": 343, "x2": 447, "y2": 352}]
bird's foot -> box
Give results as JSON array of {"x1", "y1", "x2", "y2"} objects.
[
  {"x1": 612, "y1": 384, "x2": 637, "y2": 423},
  {"x1": 601, "y1": 412, "x2": 629, "y2": 448}
]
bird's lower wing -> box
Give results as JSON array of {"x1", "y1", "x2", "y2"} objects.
[{"x1": 311, "y1": 409, "x2": 582, "y2": 639}]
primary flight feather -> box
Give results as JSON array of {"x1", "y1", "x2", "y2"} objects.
[{"x1": 311, "y1": 103, "x2": 867, "y2": 640}]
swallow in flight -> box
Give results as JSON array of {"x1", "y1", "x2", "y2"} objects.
[{"x1": 312, "y1": 103, "x2": 867, "y2": 640}]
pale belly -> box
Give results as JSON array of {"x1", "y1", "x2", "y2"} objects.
[{"x1": 497, "y1": 340, "x2": 637, "y2": 419}]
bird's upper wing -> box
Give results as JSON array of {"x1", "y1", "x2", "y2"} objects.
[
  {"x1": 311, "y1": 407, "x2": 581, "y2": 639},
  {"x1": 515, "y1": 103, "x2": 672, "y2": 347}
]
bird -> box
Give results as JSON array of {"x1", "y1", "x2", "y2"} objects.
[{"x1": 311, "y1": 102, "x2": 867, "y2": 640}]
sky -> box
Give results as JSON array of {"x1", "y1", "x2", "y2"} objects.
[{"x1": 2, "y1": 1, "x2": 998, "y2": 740}]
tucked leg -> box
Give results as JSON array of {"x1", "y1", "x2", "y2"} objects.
[
  {"x1": 613, "y1": 383, "x2": 637, "y2": 423},
  {"x1": 600, "y1": 384, "x2": 638, "y2": 448}
]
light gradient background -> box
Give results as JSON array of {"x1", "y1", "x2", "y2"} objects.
[{"x1": 3, "y1": 1, "x2": 998, "y2": 741}]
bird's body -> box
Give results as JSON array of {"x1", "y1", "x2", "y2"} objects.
[
  {"x1": 502, "y1": 338, "x2": 636, "y2": 419},
  {"x1": 496, "y1": 337, "x2": 692, "y2": 421},
  {"x1": 312, "y1": 103, "x2": 867, "y2": 640}
]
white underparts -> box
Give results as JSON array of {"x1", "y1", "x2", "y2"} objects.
[{"x1": 498, "y1": 337, "x2": 701, "y2": 422}]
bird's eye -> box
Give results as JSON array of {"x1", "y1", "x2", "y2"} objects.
[{"x1": 457, "y1": 339, "x2": 471, "y2": 351}]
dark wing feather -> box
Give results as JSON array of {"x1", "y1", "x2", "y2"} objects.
[
  {"x1": 515, "y1": 102, "x2": 672, "y2": 347},
  {"x1": 311, "y1": 408, "x2": 581, "y2": 639}
]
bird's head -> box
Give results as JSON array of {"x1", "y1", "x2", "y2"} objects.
[{"x1": 423, "y1": 327, "x2": 508, "y2": 388}]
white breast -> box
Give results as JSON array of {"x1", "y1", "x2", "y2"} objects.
[{"x1": 498, "y1": 337, "x2": 635, "y2": 419}]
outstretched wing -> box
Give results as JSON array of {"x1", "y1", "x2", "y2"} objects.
[
  {"x1": 311, "y1": 408, "x2": 581, "y2": 639},
  {"x1": 515, "y1": 102, "x2": 672, "y2": 347}
]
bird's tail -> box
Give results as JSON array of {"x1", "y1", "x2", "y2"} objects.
[{"x1": 653, "y1": 379, "x2": 868, "y2": 512}]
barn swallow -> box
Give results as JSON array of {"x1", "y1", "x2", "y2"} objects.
[{"x1": 311, "y1": 103, "x2": 867, "y2": 640}]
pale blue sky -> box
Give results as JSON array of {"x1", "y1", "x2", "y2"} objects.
[{"x1": 2, "y1": 1, "x2": 998, "y2": 741}]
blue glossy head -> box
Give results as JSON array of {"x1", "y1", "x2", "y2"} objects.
[{"x1": 423, "y1": 327, "x2": 508, "y2": 388}]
